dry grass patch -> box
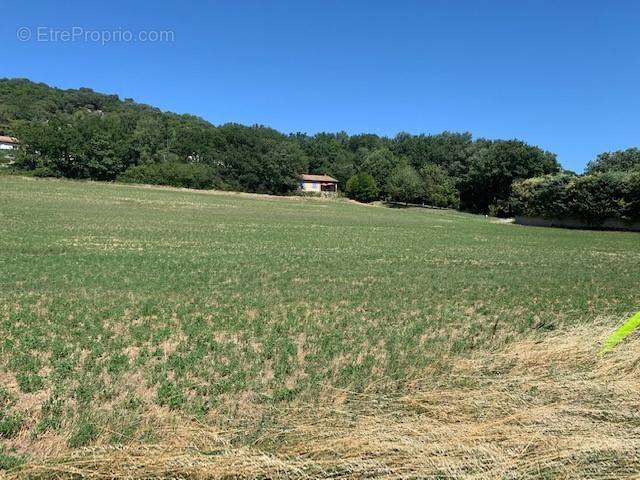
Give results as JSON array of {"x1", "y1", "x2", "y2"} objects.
[{"x1": 8, "y1": 325, "x2": 640, "y2": 479}]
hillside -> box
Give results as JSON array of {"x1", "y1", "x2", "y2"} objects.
[
  {"x1": 1, "y1": 176, "x2": 640, "y2": 478},
  {"x1": 0, "y1": 78, "x2": 560, "y2": 213}
]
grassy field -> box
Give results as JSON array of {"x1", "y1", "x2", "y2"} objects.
[{"x1": 1, "y1": 176, "x2": 640, "y2": 478}]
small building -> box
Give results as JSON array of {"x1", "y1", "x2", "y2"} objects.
[
  {"x1": 299, "y1": 174, "x2": 339, "y2": 194},
  {"x1": 0, "y1": 136, "x2": 18, "y2": 150}
]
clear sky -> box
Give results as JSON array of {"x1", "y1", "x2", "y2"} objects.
[{"x1": 2, "y1": 0, "x2": 639, "y2": 172}]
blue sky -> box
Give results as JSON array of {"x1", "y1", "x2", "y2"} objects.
[{"x1": 3, "y1": 0, "x2": 639, "y2": 172}]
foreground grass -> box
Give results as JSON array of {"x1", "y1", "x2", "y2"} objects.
[
  {"x1": 1, "y1": 176, "x2": 639, "y2": 477},
  {"x1": 14, "y1": 325, "x2": 640, "y2": 479}
]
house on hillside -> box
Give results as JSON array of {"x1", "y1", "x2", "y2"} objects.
[
  {"x1": 0, "y1": 136, "x2": 18, "y2": 150},
  {"x1": 298, "y1": 174, "x2": 339, "y2": 194}
]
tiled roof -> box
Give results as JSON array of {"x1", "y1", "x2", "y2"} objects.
[{"x1": 300, "y1": 174, "x2": 339, "y2": 183}]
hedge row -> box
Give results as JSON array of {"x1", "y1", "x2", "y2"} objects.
[
  {"x1": 117, "y1": 162, "x2": 222, "y2": 190},
  {"x1": 511, "y1": 172, "x2": 640, "y2": 225}
]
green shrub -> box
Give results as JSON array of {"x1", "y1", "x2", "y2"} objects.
[
  {"x1": 387, "y1": 165, "x2": 423, "y2": 205},
  {"x1": 345, "y1": 172, "x2": 379, "y2": 203},
  {"x1": 31, "y1": 166, "x2": 61, "y2": 178},
  {"x1": 512, "y1": 172, "x2": 639, "y2": 225},
  {"x1": 586, "y1": 148, "x2": 640, "y2": 174},
  {"x1": 625, "y1": 170, "x2": 640, "y2": 219},
  {"x1": 419, "y1": 164, "x2": 459, "y2": 208},
  {"x1": 118, "y1": 161, "x2": 220, "y2": 190},
  {"x1": 568, "y1": 173, "x2": 628, "y2": 224},
  {"x1": 511, "y1": 174, "x2": 574, "y2": 218}
]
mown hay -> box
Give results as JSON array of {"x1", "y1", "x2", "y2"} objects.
[{"x1": 8, "y1": 325, "x2": 640, "y2": 479}]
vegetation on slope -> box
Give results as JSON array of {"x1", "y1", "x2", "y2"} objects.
[
  {"x1": 512, "y1": 171, "x2": 640, "y2": 225},
  {"x1": 0, "y1": 78, "x2": 560, "y2": 213},
  {"x1": 586, "y1": 147, "x2": 640, "y2": 175},
  {"x1": 511, "y1": 148, "x2": 640, "y2": 226}
]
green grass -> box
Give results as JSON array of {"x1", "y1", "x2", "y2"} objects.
[
  {"x1": 0, "y1": 446, "x2": 25, "y2": 472},
  {"x1": 1, "y1": 176, "x2": 639, "y2": 453}
]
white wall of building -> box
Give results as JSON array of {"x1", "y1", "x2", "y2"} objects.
[{"x1": 300, "y1": 181, "x2": 321, "y2": 192}]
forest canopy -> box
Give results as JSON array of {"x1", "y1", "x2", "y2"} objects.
[{"x1": 0, "y1": 78, "x2": 584, "y2": 215}]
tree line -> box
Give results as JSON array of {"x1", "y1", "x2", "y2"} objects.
[
  {"x1": 0, "y1": 78, "x2": 618, "y2": 217},
  {"x1": 512, "y1": 149, "x2": 640, "y2": 225}
]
